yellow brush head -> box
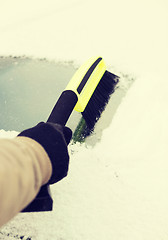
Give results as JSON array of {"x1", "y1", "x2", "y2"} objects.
[{"x1": 65, "y1": 56, "x2": 106, "y2": 112}]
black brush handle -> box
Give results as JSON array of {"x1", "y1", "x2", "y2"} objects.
[
  {"x1": 47, "y1": 90, "x2": 78, "y2": 125},
  {"x1": 22, "y1": 90, "x2": 78, "y2": 213},
  {"x1": 22, "y1": 184, "x2": 53, "y2": 212}
]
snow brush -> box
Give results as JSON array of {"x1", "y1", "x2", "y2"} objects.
[{"x1": 22, "y1": 56, "x2": 119, "y2": 212}]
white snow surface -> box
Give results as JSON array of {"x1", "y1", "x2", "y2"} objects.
[{"x1": 0, "y1": 0, "x2": 168, "y2": 239}]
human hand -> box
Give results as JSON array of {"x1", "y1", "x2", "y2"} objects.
[{"x1": 18, "y1": 122, "x2": 72, "y2": 184}]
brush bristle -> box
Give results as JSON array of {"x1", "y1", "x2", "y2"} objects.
[{"x1": 81, "y1": 70, "x2": 119, "y2": 136}]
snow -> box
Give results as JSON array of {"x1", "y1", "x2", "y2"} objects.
[
  {"x1": 0, "y1": 0, "x2": 168, "y2": 239},
  {"x1": 0, "y1": 130, "x2": 18, "y2": 139}
]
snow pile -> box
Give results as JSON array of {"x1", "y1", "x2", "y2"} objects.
[
  {"x1": 0, "y1": 0, "x2": 167, "y2": 74},
  {"x1": 0, "y1": 0, "x2": 168, "y2": 239},
  {"x1": 0, "y1": 130, "x2": 18, "y2": 139}
]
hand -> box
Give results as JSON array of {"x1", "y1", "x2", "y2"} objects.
[{"x1": 18, "y1": 122, "x2": 72, "y2": 184}]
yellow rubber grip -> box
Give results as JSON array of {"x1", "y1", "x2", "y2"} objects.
[{"x1": 65, "y1": 56, "x2": 106, "y2": 112}]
